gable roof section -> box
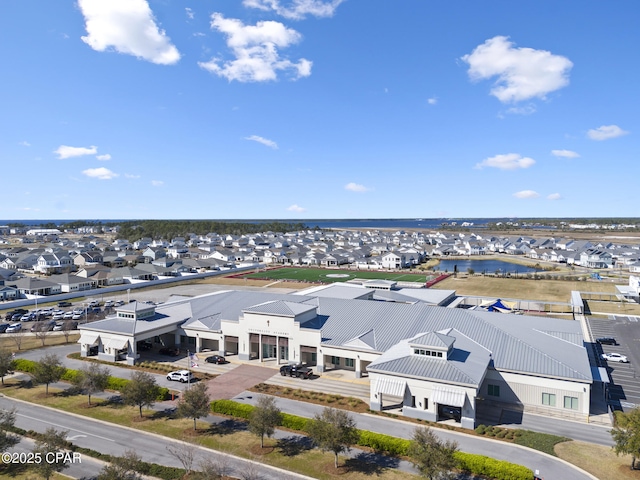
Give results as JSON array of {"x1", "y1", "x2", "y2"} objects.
[
  {"x1": 343, "y1": 329, "x2": 376, "y2": 350},
  {"x1": 243, "y1": 300, "x2": 316, "y2": 317}
]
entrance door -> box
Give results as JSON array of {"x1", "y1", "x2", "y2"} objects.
[{"x1": 279, "y1": 345, "x2": 289, "y2": 361}]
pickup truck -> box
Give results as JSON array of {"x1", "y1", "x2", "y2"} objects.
[{"x1": 279, "y1": 364, "x2": 313, "y2": 379}]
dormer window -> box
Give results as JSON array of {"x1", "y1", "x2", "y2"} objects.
[
  {"x1": 409, "y1": 331, "x2": 455, "y2": 360},
  {"x1": 413, "y1": 348, "x2": 444, "y2": 358}
]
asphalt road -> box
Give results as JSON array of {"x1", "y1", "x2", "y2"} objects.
[
  {"x1": 0, "y1": 395, "x2": 311, "y2": 480},
  {"x1": 233, "y1": 392, "x2": 597, "y2": 480}
]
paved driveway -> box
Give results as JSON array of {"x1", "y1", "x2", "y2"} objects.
[{"x1": 206, "y1": 364, "x2": 277, "y2": 400}]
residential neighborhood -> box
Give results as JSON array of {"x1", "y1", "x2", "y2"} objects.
[{"x1": 1, "y1": 224, "x2": 639, "y2": 302}]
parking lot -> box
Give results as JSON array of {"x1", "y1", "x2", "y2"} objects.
[{"x1": 588, "y1": 314, "x2": 640, "y2": 412}]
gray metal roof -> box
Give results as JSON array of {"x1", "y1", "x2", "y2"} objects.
[
  {"x1": 409, "y1": 332, "x2": 455, "y2": 349},
  {"x1": 368, "y1": 329, "x2": 491, "y2": 386},
  {"x1": 243, "y1": 300, "x2": 316, "y2": 317}
]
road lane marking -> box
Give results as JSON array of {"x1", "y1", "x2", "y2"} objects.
[{"x1": 17, "y1": 413, "x2": 115, "y2": 442}]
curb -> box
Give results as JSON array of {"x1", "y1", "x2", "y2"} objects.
[{"x1": 1, "y1": 393, "x2": 313, "y2": 480}]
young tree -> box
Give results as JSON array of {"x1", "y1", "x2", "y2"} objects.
[
  {"x1": 166, "y1": 440, "x2": 196, "y2": 475},
  {"x1": 248, "y1": 395, "x2": 282, "y2": 448},
  {"x1": 98, "y1": 449, "x2": 143, "y2": 480},
  {"x1": 612, "y1": 408, "x2": 640, "y2": 469},
  {"x1": 74, "y1": 362, "x2": 110, "y2": 406},
  {"x1": 0, "y1": 408, "x2": 19, "y2": 451},
  {"x1": 408, "y1": 426, "x2": 458, "y2": 480},
  {"x1": 192, "y1": 456, "x2": 229, "y2": 480},
  {"x1": 177, "y1": 382, "x2": 210, "y2": 431},
  {"x1": 307, "y1": 407, "x2": 359, "y2": 468},
  {"x1": 60, "y1": 320, "x2": 75, "y2": 343},
  {"x1": 32, "y1": 427, "x2": 69, "y2": 480},
  {"x1": 34, "y1": 323, "x2": 52, "y2": 346},
  {"x1": 8, "y1": 330, "x2": 25, "y2": 351},
  {"x1": 0, "y1": 349, "x2": 16, "y2": 386},
  {"x1": 122, "y1": 370, "x2": 160, "y2": 418},
  {"x1": 32, "y1": 353, "x2": 66, "y2": 396}
]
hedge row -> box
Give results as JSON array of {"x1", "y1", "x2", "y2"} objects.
[
  {"x1": 210, "y1": 400, "x2": 533, "y2": 480},
  {"x1": 13, "y1": 358, "x2": 169, "y2": 401},
  {"x1": 454, "y1": 451, "x2": 533, "y2": 480}
]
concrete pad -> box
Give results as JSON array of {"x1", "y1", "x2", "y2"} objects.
[{"x1": 206, "y1": 364, "x2": 277, "y2": 400}]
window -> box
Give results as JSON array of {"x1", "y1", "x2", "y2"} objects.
[
  {"x1": 423, "y1": 398, "x2": 429, "y2": 410},
  {"x1": 331, "y1": 356, "x2": 340, "y2": 366},
  {"x1": 345, "y1": 358, "x2": 354, "y2": 368},
  {"x1": 564, "y1": 396, "x2": 578, "y2": 410},
  {"x1": 411, "y1": 396, "x2": 416, "y2": 408},
  {"x1": 542, "y1": 393, "x2": 556, "y2": 407},
  {"x1": 488, "y1": 384, "x2": 500, "y2": 397},
  {"x1": 437, "y1": 352, "x2": 443, "y2": 358}
]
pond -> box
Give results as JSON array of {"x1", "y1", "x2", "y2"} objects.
[{"x1": 435, "y1": 259, "x2": 542, "y2": 274}]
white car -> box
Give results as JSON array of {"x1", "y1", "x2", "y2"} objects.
[
  {"x1": 63, "y1": 311, "x2": 74, "y2": 319},
  {"x1": 166, "y1": 370, "x2": 195, "y2": 383},
  {"x1": 6, "y1": 323, "x2": 22, "y2": 333},
  {"x1": 602, "y1": 353, "x2": 629, "y2": 363}
]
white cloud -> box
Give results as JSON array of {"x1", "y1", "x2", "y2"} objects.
[
  {"x1": 513, "y1": 190, "x2": 540, "y2": 199},
  {"x1": 78, "y1": 0, "x2": 181, "y2": 65},
  {"x1": 427, "y1": 97, "x2": 438, "y2": 105},
  {"x1": 54, "y1": 145, "x2": 98, "y2": 159},
  {"x1": 125, "y1": 173, "x2": 141, "y2": 179},
  {"x1": 96, "y1": 154, "x2": 112, "y2": 161},
  {"x1": 475, "y1": 153, "x2": 535, "y2": 170},
  {"x1": 461, "y1": 36, "x2": 572, "y2": 103},
  {"x1": 547, "y1": 193, "x2": 562, "y2": 200},
  {"x1": 505, "y1": 104, "x2": 536, "y2": 115},
  {"x1": 19, "y1": 141, "x2": 31, "y2": 147},
  {"x1": 185, "y1": 7, "x2": 194, "y2": 20},
  {"x1": 243, "y1": 0, "x2": 344, "y2": 20},
  {"x1": 287, "y1": 204, "x2": 306, "y2": 213},
  {"x1": 151, "y1": 180, "x2": 164, "y2": 187},
  {"x1": 587, "y1": 124, "x2": 629, "y2": 141},
  {"x1": 198, "y1": 13, "x2": 312, "y2": 82},
  {"x1": 551, "y1": 149, "x2": 580, "y2": 159},
  {"x1": 345, "y1": 182, "x2": 371, "y2": 193},
  {"x1": 82, "y1": 167, "x2": 119, "y2": 180},
  {"x1": 245, "y1": 135, "x2": 278, "y2": 149}
]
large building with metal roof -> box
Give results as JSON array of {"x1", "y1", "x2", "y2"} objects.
[{"x1": 79, "y1": 284, "x2": 593, "y2": 429}]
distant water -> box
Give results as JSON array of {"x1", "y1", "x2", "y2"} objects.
[{"x1": 436, "y1": 259, "x2": 542, "y2": 274}]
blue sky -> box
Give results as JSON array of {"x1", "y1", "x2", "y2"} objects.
[{"x1": 1, "y1": 1, "x2": 637, "y2": 221}]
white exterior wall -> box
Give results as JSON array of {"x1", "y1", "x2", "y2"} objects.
[{"x1": 482, "y1": 370, "x2": 590, "y2": 416}]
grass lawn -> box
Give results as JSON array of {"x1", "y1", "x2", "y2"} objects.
[
  {"x1": 555, "y1": 440, "x2": 640, "y2": 480},
  {"x1": 433, "y1": 275, "x2": 618, "y2": 303},
  {"x1": 0, "y1": 333, "x2": 80, "y2": 352},
  {"x1": 240, "y1": 267, "x2": 430, "y2": 284},
  {"x1": 1, "y1": 382, "x2": 418, "y2": 480}
]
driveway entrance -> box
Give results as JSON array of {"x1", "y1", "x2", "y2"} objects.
[{"x1": 206, "y1": 364, "x2": 276, "y2": 400}]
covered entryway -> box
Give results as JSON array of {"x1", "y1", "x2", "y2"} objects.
[
  {"x1": 300, "y1": 345, "x2": 317, "y2": 366},
  {"x1": 371, "y1": 376, "x2": 407, "y2": 412},
  {"x1": 432, "y1": 386, "x2": 465, "y2": 424}
]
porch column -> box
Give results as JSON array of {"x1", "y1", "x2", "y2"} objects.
[
  {"x1": 219, "y1": 335, "x2": 225, "y2": 356},
  {"x1": 259, "y1": 334, "x2": 263, "y2": 362},
  {"x1": 195, "y1": 335, "x2": 202, "y2": 353},
  {"x1": 174, "y1": 332, "x2": 181, "y2": 347},
  {"x1": 355, "y1": 357, "x2": 362, "y2": 379}
]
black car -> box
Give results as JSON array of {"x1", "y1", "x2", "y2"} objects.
[
  {"x1": 57, "y1": 301, "x2": 72, "y2": 307},
  {"x1": 439, "y1": 405, "x2": 461, "y2": 422},
  {"x1": 205, "y1": 355, "x2": 226, "y2": 364},
  {"x1": 596, "y1": 337, "x2": 617, "y2": 345},
  {"x1": 137, "y1": 340, "x2": 153, "y2": 351},
  {"x1": 279, "y1": 364, "x2": 313, "y2": 379},
  {"x1": 5, "y1": 309, "x2": 27, "y2": 320},
  {"x1": 0, "y1": 323, "x2": 10, "y2": 333}
]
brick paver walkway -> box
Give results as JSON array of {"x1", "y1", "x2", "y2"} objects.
[{"x1": 206, "y1": 364, "x2": 276, "y2": 400}]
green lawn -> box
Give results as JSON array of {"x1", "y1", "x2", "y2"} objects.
[{"x1": 241, "y1": 267, "x2": 432, "y2": 284}]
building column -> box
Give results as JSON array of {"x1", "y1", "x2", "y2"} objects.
[
  {"x1": 259, "y1": 334, "x2": 263, "y2": 362},
  {"x1": 195, "y1": 335, "x2": 202, "y2": 353},
  {"x1": 219, "y1": 335, "x2": 225, "y2": 356},
  {"x1": 317, "y1": 353, "x2": 325, "y2": 373},
  {"x1": 174, "y1": 332, "x2": 181, "y2": 346}
]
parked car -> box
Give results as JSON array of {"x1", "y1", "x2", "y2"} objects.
[
  {"x1": 602, "y1": 353, "x2": 629, "y2": 363},
  {"x1": 159, "y1": 347, "x2": 180, "y2": 356},
  {"x1": 0, "y1": 323, "x2": 10, "y2": 333},
  {"x1": 20, "y1": 313, "x2": 34, "y2": 322},
  {"x1": 137, "y1": 340, "x2": 153, "y2": 351},
  {"x1": 11, "y1": 313, "x2": 24, "y2": 321},
  {"x1": 63, "y1": 311, "x2": 74, "y2": 319},
  {"x1": 439, "y1": 405, "x2": 462, "y2": 422},
  {"x1": 104, "y1": 300, "x2": 114, "y2": 308},
  {"x1": 166, "y1": 370, "x2": 194, "y2": 383},
  {"x1": 205, "y1": 355, "x2": 227, "y2": 364},
  {"x1": 596, "y1": 337, "x2": 617, "y2": 345},
  {"x1": 279, "y1": 364, "x2": 313, "y2": 379},
  {"x1": 88, "y1": 300, "x2": 100, "y2": 308},
  {"x1": 72, "y1": 308, "x2": 84, "y2": 315},
  {"x1": 57, "y1": 301, "x2": 72, "y2": 307},
  {"x1": 6, "y1": 323, "x2": 22, "y2": 333},
  {"x1": 52, "y1": 313, "x2": 64, "y2": 321},
  {"x1": 53, "y1": 321, "x2": 78, "y2": 331},
  {"x1": 71, "y1": 314, "x2": 83, "y2": 320},
  {"x1": 5, "y1": 309, "x2": 27, "y2": 320},
  {"x1": 31, "y1": 321, "x2": 56, "y2": 332}
]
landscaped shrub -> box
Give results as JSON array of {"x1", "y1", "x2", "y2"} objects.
[
  {"x1": 513, "y1": 429, "x2": 570, "y2": 456},
  {"x1": 13, "y1": 358, "x2": 38, "y2": 374},
  {"x1": 61, "y1": 369, "x2": 82, "y2": 384},
  {"x1": 106, "y1": 376, "x2": 129, "y2": 392},
  {"x1": 210, "y1": 399, "x2": 254, "y2": 419},
  {"x1": 454, "y1": 451, "x2": 533, "y2": 480},
  {"x1": 357, "y1": 430, "x2": 410, "y2": 456},
  {"x1": 280, "y1": 412, "x2": 308, "y2": 431}
]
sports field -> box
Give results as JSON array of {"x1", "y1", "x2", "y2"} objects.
[{"x1": 240, "y1": 267, "x2": 431, "y2": 284}]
